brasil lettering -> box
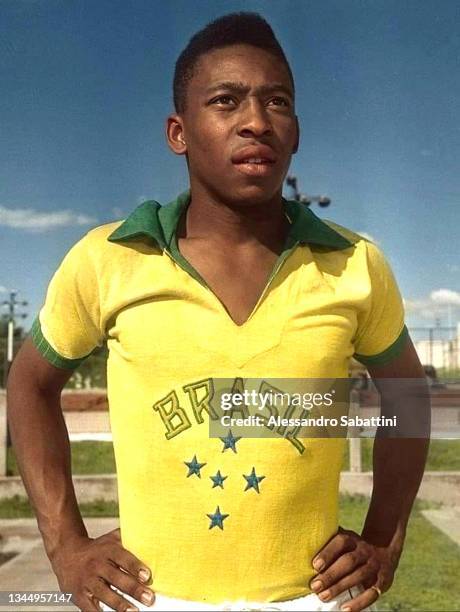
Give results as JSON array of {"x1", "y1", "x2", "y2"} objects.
[{"x1": 152, "y1": 377, "x2": 313, "y2": 454}]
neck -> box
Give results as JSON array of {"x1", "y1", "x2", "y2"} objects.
[{"x1": 179, "y1": 184, "x2": 290, "y2": 250}]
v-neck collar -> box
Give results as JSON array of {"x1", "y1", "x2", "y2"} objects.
[
  {"x1": 107, "y1": 189, "x2": 354, "y2": 252},
  {"x1": 107, "y1": 189, "x2": 354, "y2": 327}
]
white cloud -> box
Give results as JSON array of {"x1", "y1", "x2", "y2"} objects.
[
  {"x1": 430, "y1": 289, "x2": 460, "y2": 305},
  {"x1": 0, "y1": 286, "x2": 6, "y2": 293},
  {"x1": 404, "y1": 289, "x2": 460, "y2": 321},
  {"x1": 403, "y1": 298, "x2": 442, "y2": 320},
  {"x1": 447, "y1": 264, "x2": 460, "y2": 273},
  {"x1": 0, "y1": 205, "x2": 97, "y2": 232}
]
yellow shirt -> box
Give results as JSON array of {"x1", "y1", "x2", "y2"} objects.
[{"x1": 31, "y1": 189, "x2": 407, "y2": 604}]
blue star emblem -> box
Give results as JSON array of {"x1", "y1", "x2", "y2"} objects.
[
  {"x1": 184, "y1": 455, "x2": 206, "y2": 478},
  {"x1": 206, "y1": 506, "x2": 229, "y2": 530},
  {"x1": 220, "y1": 429, "x2": 241, "y2": 453},
  {"x1": 210, "y1": 470, "x2": 227, "y2": 489},
  {"x1": 243, "y1": 467, "x2": 265, "y2": 493}
]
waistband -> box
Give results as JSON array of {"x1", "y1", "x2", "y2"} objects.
[{"x1": 100, "y1": 585, "x2": 371, "y2": 611}]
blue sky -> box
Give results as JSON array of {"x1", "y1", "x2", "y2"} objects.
[{"x1": 1, "y1": 0, "x2": 459, "y2": 339}]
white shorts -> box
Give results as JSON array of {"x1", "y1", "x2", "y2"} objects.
[{"x1": 99, "y1": 585, "x2": 376, "y2": 611}]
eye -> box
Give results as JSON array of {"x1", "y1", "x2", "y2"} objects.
[
  {"x1": 211, "y1": 95, "x2": 236, "y2": 106},
  {"x1": 269, "y1": 97, "x2": 290, "y2": 107}
]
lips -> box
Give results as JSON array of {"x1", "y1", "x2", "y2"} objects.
[{"x1": 231, "y1": 145, "x2": 277, "y2": 165}]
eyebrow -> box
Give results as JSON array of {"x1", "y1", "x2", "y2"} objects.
[{"x1": 205, "y1": 81, "x2": 294, "y2": 99}]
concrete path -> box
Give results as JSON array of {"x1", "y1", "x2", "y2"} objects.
[
  {"x1": 422, "y1": 507, "x2": 460, "y2": 546},
  {"x1": 339, "y1": 471, "x2": 460, "y2": 506},
  {"x1": 0, "y1": 518, "x2": 118, "y2": 612},
  {"x1": 3, "y1": 471, "x2": 460, "y2": 506}
]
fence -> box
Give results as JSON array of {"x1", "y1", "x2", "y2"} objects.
[{"x1": 409, "y1": 323, "x2": 460, "y2": 375}]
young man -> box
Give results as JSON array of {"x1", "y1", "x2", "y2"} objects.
[{"x1": 7, "y1": 12, "x2": 429, "y2": 612}]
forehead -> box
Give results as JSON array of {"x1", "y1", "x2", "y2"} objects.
[{"x1": 190, "y1": 44, "x2": 293, "y2": 92}]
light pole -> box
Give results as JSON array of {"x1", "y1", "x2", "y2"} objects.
[
  {"x1": 286, "y1": 175, "x2": 331, "y2": 207},
  {"x1": 2, "y1": 290, "x2": 28, "y2": 388}
]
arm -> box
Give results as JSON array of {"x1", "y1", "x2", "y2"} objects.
[
  {"x1": 7, "y1": 337, "x2": 155, "y2": 612},
  {"x1": 7, "y1": 336, "x2": 87, "y2": 558},
  {"x1": 362, "y1": 335, "x2": 430, "y2": 555},
  {"x1": 309, "y1": 336, "x2": 430, "y2": 611}
]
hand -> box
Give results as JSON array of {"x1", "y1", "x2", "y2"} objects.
[
  {"x1": 50, "y1": 528, "x2": 154, "y2": 612},
  {"x1": 310, "y1": 527, "x2": 400, "y2": 611}
]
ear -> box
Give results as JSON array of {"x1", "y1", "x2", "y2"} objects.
[
  {"x1": 292, "y1": 115, "x2": 300, "y2": 154},
  {"x1": 166, "y1": 113, "x2": 187, "y2": 155}
]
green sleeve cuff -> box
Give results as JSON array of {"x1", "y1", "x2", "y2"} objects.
[
  {"x1": 30, "y1": 315, "x2": 89, "y2": 370},
  {"x1": 353, "y1": 324, "x2": 409, "y2": 366}
]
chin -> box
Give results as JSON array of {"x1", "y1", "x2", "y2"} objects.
[{"x1": 229, "y1": 183, "x2": 282, "y2": 206}]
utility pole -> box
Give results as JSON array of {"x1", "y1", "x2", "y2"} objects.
[
  {"x1": 286, "y1": 175, "x2": 331, "y2": 207},
  {"x1": 2, "y1": 290, "x2": 28, "y2": 388}
]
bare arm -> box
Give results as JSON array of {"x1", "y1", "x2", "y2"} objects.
[
  {"x1": 7, "y1": 337, "x2": 155, "y2": 612},
  {"x1": 310, "y1": 336, "x2": 430, "y2": 611},
  {"x1": 6, "y1": 336, "x2": 87, "y2": 558},
  {"x1": 362, "y1": 336, "x2": 430, "y2": 554}
]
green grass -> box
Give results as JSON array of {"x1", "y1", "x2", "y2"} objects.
[
  {"x1": 436, "y1": 368, "x2": 460, "y2": 382},
  {"x1": 69, "y1": 441, "x2": 117, "y2": 474},
  {"x1": 0, "y1": 494, "x2": 458, "y2": 609},
  {"x1": 0, "y1": 495, "x2": 118, "y2": 518},
  {"x1": 7, "y1": 441, "x2": 117, "y2": 476},
  {"x1": 424, "y1": 439, "x2": 460, "y2": 470},
  {"x1": 6, "y1": 440, "x2": 460, "y2": 476},
  {"x1": 342, "y1": 439, "x2": 460, "y2": 472},
  {"x1": 339, "y1": 494, "x2": 460, "y2": 611}
]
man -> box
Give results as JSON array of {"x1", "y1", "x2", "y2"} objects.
[{"x1": 7, "y1": 12, "x2": 429, "y2": 612}]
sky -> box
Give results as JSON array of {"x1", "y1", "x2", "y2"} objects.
[{"x1": 1, "y1": 0, "x2": 459, "y2": 343}]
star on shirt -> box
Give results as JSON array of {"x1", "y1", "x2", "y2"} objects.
[
  {"x1": 184, "y1": 455, "x2": 206, "y2": 478},
  {"x1": 207, "y1": 506, "x2": 229, "y2": 530},
  {"x1": 210, "y1": 470, "x2": 227, "y2": 489},
  {"x1": 243, "y1": 467, "x2": 265, "y2": 493},
  {"x1": 220, "y1": 429, "x2": 242, "y2": 453}
]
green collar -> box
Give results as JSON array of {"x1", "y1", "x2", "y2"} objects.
[{"x1": 107, "y1": 189, "x2": 353, "y2": 251}]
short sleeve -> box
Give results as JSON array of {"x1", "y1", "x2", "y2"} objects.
[
  {"x1": 353, "y1": 241, "x2": 408, "y2": 366},
  {"x1": 30, "y1": 233, "x2": 104, "y2": 370}
]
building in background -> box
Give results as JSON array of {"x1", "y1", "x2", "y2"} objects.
[{"x1": 412, "y1": 322, "x2": 460, "y2": 371}]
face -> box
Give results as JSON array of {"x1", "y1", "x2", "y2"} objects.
[{"x1": 167, "y1": 44, "x2": 300, "y2": 206}]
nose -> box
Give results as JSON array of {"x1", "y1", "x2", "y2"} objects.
[{"x1": 237, "y1": 97, "x2": 273, "y2": 138}]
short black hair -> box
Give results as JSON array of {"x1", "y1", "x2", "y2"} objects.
[{"x1": 173, "y1": 12, "x2": 295, "y2": 114}]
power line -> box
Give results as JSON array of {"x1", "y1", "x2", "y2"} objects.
[{"x1": 1, "y1": 290, "x2": 28, "y2": 388}]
